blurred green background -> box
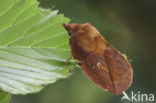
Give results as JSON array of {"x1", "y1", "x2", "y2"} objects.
[{"x1": 11, "y1": 0, "x2": 156, "y2": 103}]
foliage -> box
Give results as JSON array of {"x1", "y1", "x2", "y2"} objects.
[
  {"x1": 0, "y1": 89, "x2": 11, "y2": 103},
  {"x1": 0, "y1": 0, "x2": 74, "y2": 97}
]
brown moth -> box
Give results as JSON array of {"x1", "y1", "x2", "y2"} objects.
[{"x1": 63, "y1": 23, "x2": 133, "y2": 95}]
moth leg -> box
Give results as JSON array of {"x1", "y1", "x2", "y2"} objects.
[{"x1": 66, "y1": 54, "x2": 73, "y2": 63}]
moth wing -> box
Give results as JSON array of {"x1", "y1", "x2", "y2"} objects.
[
  {"x1": 69, "y1": 32, "x2": 132, "y2": 95},
  {"x1": 80, "y1": 44, "x2": 132, "y2": 94},
  {"x1": 101, "y1": 44, "x2": 133, "y2": 94}
]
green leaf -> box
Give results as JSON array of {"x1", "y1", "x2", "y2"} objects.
[
  {"x1": 0, "y1": 89, "x2": 11, "y2": 103},
  {"x1": 0, "y1": 0, "x2": 75, "y2": 95}
]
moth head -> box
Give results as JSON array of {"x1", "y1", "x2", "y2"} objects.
[
  {"x1": 63, "y1": 23, "x2": 97, "y2": 36},
  {"x1": 63, "y1": 23, "x2": 71, "y2": 35}
]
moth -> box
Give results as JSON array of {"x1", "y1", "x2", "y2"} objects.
[{"x1": 63, "y1": 23, "x2": 133, "y2": 95}]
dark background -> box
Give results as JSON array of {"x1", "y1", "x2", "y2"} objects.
[{"x1": 11, "y1": 0, "x2": 156, "y2": 103}]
